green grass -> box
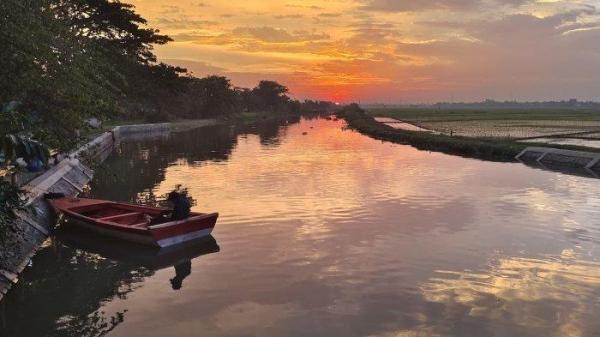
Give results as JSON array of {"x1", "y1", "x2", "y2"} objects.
[
  {"x1": 340, "y1": 106, "x2": 600, "y2": 162},
  {"x1": 368, "y1": 108, "x2": 600, "y2": 140},
  {"x1": 368, "y1": 108, "x2": 600, "y2": 122}
]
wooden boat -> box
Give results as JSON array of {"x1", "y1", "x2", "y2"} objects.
[{"x1": 48, "y1": 197, "x2": 218, "y2": 248}]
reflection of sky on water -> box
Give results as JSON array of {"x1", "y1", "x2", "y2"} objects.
[
  {"x1": 418, "y1": 250, "x2": 600, "y2": 337},
  {"x1": 3, "y1": 118, "x2": 600, "y2": 337}
]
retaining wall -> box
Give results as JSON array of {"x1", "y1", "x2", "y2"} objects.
[
  {"x1": 0, "y1": 158, "x2": 94, "y2": 300},
  {"x1": 0, "y1": 122, "x2": 176, "y2": 301},
  {"x1": 516, "y1": 146, "x2": 600, "y2": 174}
]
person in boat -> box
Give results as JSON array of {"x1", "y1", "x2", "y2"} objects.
[
  {"x1": 167, "y1": 191, "x2": 191, "y2": 221},
  {"x1": 147, "y1": 191, "x2": 191, "y2": 225}
]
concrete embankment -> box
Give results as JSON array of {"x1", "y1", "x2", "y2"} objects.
[
  {"x1": 516, "y1": 146, "x2": 600, "y2": 177},
  {"x1": 0, "y1": 120, "x2": 214, "y2": 301},
  {"x1": 361, "y1": 111, "x2": 600, "y2": 176}
]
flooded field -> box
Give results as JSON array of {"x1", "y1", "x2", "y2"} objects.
[
  {"x1": 369, "y1": 108, "x2": 600, "y2": 139},
  {"x1": 421, "y1": 120, "x2": 600, "y2": 139},
  {"x1": 373, "y1": 117, "x2": 434, "y2": 132},
  {"x1": 2, "y1": 118, "x2": 600, "y2": 337}
]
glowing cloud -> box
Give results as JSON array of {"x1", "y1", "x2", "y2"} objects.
[{"x1": 128, "y1": 0, "x2": 600, "y2": 102}]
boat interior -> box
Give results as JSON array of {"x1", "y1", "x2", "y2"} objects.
[{"x1": 73, "y1": 203, "x2": 166, "y2": 228}]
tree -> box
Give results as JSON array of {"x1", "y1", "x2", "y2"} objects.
[
  {"x1": 55, "y1": 0, "x2": 172, "y2": 64},
  {"x1": 54, "y1": 0, "x2": 184, "y2": 120},
  {"x1": 251, "y1": 81, "x2": 290, "y2": 111},
  {"x1": 0, "y1": 0, "x2": 119, "y2": 149},
  {"x1": 184, "y1": 76, "x2": 236, "y2": 117}
]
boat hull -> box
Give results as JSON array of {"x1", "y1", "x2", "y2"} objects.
[
  {"x1": 49, "y1": 197, "x2": 218, "y2": 247},
  {"x1": 65, "y1": 217, "x2": 157, "y2": 246}
]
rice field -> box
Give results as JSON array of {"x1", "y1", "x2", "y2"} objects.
[
  {"x1": 368, "y1": 108, "x2": 600, "y2": 140},
  {"x1": 420, "y1": 120, "x2": 600, "y2": 138}
]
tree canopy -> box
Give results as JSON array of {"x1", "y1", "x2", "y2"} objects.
[{"x1": 0, "y1": 0, "x2": 333, "y2": 159}]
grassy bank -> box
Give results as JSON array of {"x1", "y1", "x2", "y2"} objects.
[
  {"x1": 339, "y1": 106, "x2": 525, "y2": 162},
  {"x1": 368, "y1": 107, "x2": 600, "y2": 121},
  {"x1": 339, "y1": 105, "x2": 600, "y2": 162},
  {"x1": 368, "y1": 108, "x2": 600, "y2": 139}
]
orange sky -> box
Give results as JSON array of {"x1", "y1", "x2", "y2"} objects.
[{"x1": 129, "y1": 0, "x2": 600, "y2": 103}]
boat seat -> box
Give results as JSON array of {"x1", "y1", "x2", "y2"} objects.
[
  {"x1": 98, "y1": 212, "x2": 143, "y2": 222},
  {"x1": 131, "y1": 222, "x2": 150, "y2": 228}
]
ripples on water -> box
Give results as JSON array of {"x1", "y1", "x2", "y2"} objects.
[{"x1": 2, "y1": 118, "x2": 600, "y2": 337}]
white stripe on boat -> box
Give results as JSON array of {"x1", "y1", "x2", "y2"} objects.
[{"x1": 157, "y1": 228, "x2": 214, "y2": 248}]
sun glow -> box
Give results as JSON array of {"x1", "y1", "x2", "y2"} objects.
[{"x1": 128, "y1": 0, "x2": 600, "y2": 102}]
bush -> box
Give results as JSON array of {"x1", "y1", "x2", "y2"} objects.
[
  {"x1": 144, "y1": 110, "x2": 171, "y2": 123},
  {"x1": 0, "y1": 180, "x2": 24, "y2": 241}
]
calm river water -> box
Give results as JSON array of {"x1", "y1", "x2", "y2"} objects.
[{"x1": 2, "y1": 118, "x2": 600, "y2": 337}]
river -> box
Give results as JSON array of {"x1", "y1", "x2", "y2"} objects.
[{"x1": 2, "y1": 117, "x2": 600, "y2": 337}]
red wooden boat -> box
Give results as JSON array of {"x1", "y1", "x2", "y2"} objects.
[{"x1": 49, "y1": 197, "x2": 218, "y2": 248}]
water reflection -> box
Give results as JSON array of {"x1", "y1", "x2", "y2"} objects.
[
  {"x1": 90, "y1": 120, "x2": 289, "y2": 204},
  {"x1": 3, "y1": 118, "x2": 600, "y2": 337},
  {"x1": 415, "y1": 250, "x2": 600, "y2": 337},
  {"x1": 519, "y1": 158, "x2": 600, "y2": 179},
  {"x1": 0, "y1": 230, "x2": 219, "y2": 337},
  {"x1": 170, "y1": 261, "x2": 192, "y2": 290},
  {"x1": 0, "y1": 238, "x2": 152, "y2": 337},
  {"x1": 56, "y1": 226, "x2": 220, "y2": 273}
]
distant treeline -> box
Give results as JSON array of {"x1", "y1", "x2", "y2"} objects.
[
  {"x1": 365, "y1": 99, "x2": 600, "y2": 110},
  {"x1": 142, "y1": 76, "x2": 337, "y2": 123},
  {"x1": 0, "y1": 0, "x2": 334, "y2": 150}
]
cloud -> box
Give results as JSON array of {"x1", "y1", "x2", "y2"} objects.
[
  {"x1": 284, "y1": 4, "x2": 323, "y2": 10},
  {"x1": 362, "y1": 0, "x2": 532, "y2": 12},
  {"x1": 145, "y1": 0, "x2": 600, "y2": 102},
  {"x1": 231, "y1": 26, "x2": 330, "y2": 43},
  {"x1": 273, "y1": 14, "x2": 305, "y2": 19},
  {"x1": 153, "y1": 18, "x2": 219, "y2": 29},
  {"x1": 318, "y1": 12, "x2": 343, "y2": 18}
]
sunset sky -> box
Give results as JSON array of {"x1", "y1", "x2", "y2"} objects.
[{"x1": 128, "y1": 0, "x2": 600, "y2": 103}]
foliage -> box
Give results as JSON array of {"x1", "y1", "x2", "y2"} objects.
[
  {"x1": 2, "y1": 135, "x2": 51, "y2": 167},
  {"x1": 184, "y1": 76, "x2": 237, "y2": 117},
  {"x1": 251, "y1": 81, "x2": 290, "y2": 111},
  {"x1": 0, "y1": 180, "x2": 24, "y2": 242},
  {"x1": 0, "y1": 102, "x2": 51, "y2": 167},
  {"x1": 0, "y1": 0, "x2": 121, "y2": 149},
  {"x1": 56, "y1": 0, "x2": 172, "y2": 64}
]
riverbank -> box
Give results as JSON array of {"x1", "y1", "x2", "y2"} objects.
[
  {"x1": 0, "y1": 119, "x2": 218, "y2": 302},
  {"x1": 339, "y1": 106, "x2": 526, "y2": 162},
  {"x1": 339, "y1": 105, "x2": 600, "y2": 163}
]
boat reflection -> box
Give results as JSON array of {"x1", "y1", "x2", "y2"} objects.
[
  {"x1": 55, "y1": 225, "x2": 220, "y2": 289},
  {"x1": 170, "y1": 261, "x2": 191, "y2": 290}
]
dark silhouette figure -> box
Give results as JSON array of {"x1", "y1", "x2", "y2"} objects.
[
  {"x1": 170, "y1": 261, "x2": 192, "y2": 290},
  {"x1": 167, "y1": 191, "x2": 191, "y2": 221}
]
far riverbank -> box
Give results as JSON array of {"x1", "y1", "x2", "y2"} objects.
[{"x1": 338, "y1": 105, "x2": 600, "y2": 163}]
